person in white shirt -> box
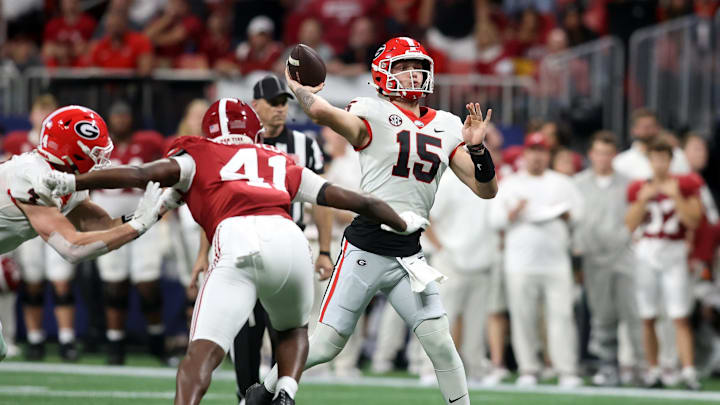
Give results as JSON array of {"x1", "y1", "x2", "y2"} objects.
[
  {"x1": 489, "y1": 132, "x2": 584, "y2": 388},
  {"x1": 613, "y1": 109, "x2": 690, "y2": 179}
]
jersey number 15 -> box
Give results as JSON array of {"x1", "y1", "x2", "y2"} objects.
[{"x1": 391, "y1": 130, "x2": 442, "y2": 183}]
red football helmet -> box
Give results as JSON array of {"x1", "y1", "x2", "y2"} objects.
[
  {"x1": 371, "y1": 37, "x2": 434, "y2": 100},
  {"x1": 0, "y1": 255, "x2": 20, "y2": 292},
  {"x1": 36, "y1": 105, "x2": 113, "y2": 174},
  {"x1": 202, "y1": 98, "x2": 264, "y2": 143}
]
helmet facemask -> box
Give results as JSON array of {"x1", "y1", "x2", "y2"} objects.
[
  {"x1": 374, "y1": 54, "x2": 434, "y2": 99},
  {"x1": 77, "y1": 140, "x2": 114, "y2": 172}
]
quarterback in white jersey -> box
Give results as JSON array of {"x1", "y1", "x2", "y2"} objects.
[{"x1": 253, "y1": 37, "x2": 496, "y2": 405}]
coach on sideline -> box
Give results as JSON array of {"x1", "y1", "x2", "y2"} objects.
[{"x1": 230, "y1": 74, "x2": 334, "y2": 404}]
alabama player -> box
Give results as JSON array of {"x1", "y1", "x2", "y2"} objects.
[
  {"x1": 4, "y1": 94, "x2": 83, "y2": 361},
  {"x1": 626, "y1": 137, "x2": 703, "y2": 390},
  {"x1": 0, "y1": 104, "x2": 166, "y2": 363},
  {"x1": 37, "y1": 98, "x2": 428, "y2": 405},
  {"x1": 251, "y1": 37, "x2": 496, "y2": 405},
  {"x1": 89, "y1": 101, "x2": 168, "y2": 365}
]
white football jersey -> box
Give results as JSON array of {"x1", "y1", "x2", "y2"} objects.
[
  {"x1": 346, "y1": 96, "x2": 464, "y2": 219},
  {"x1": 0, "y1": 151, "x2": 88, "y2": 253}
]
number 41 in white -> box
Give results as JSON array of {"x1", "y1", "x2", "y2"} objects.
[{"x1": 219, "y1": 148, "x2": 287, "y2": 191}]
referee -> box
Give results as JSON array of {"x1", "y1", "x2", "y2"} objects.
[{"x1": 232, "y1": 74, "x2": 333, "y2": 404}]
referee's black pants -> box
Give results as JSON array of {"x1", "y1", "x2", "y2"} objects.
[{"x1": 233, "y1": 301, "x2": 276, "y2": 401}]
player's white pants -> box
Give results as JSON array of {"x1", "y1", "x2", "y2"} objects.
[
  {"x1": 18, "y1": 237, "x2": 73, "y2": 283},
  {"x1": 434, "y1": 259, "x2": 492, "y2": 378},
  {"x1": 372, "y1": 301, "x2": 407, "y2": 371},
  {"x1": 0, "y1": 292, "x2": 16, "y2": 348},
  {"x1": 506, "y1": 270, "x2": 578, "y2": 375},
  {"x1": 97, "y1": 222, "x2": 166, "y2": 283},
  {"x1": 190, "y1": 215, "x2": 314, "y2": 352},
  {"x1": 634, "y1": 239, "x2": 693, "y2": 320}
]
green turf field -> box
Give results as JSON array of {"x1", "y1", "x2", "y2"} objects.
[{"x1": 3, "y1": 361, "x2": 720, "y2": 405}]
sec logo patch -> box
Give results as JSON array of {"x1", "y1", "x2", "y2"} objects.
[{"x1": 388, "y1": 114, "x2": 403, "y2": 127}]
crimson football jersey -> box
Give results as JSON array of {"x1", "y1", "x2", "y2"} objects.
[
  {"x1": 167, "y1": 136, "x2": 304, "y2": 240},
  {"x1": 627, "y1": 174, "x2": 701, "y2": 240}
]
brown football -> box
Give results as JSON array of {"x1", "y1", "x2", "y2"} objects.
[{"x1": 287, "y1": 44, "x2": 327, "y2": 87}]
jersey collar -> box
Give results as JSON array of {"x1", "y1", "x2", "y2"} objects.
[{"x1": 390, "y1": 101, "x2": 437, "y2": 129}]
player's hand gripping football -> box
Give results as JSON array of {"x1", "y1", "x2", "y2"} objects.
[
  {"x1": 127, "y1": 182, "x2": 164, "y2": 235},
  {"x1": 462, "y1": 103, "x2": 492, "y2": 148},
  {"x1": 381, "y1": 211, "x2": 430, "y2": 235},
  {"x1": 284, "y1": 66, "x2": 324, "y2": 95}
]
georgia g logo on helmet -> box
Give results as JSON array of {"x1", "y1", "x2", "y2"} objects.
[{"x1": 74, "y1": 121, "x2": 101, "y2": 140}]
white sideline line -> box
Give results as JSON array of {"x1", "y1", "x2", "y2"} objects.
[{"x1": 3, "y1": 362, "x2": 720, "y2": 402}]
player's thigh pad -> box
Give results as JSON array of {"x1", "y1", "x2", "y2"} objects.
[
  {"x1": 189, "y1": 229, "x2": 258, "y2": 352},
  {"x1": 317, "y1": 241, "x2": 394, "y2": 337},
  {"x1": 248, "y1": 216, "x2": 315, "y2": 331},
  {"x1": 384, "y1": 265, "x2": 446, "y2": 332},
  {"x1": 17, "y1": 237, "x2": 47, "y2": 283},
  {"x1": 634, "y1": 257, "x2": 660, "y2": 319},
  {"x1": 44, "y1": 243, "x2": 74, "y2": 282},
  {"x1": 128, "y1": 224, "x2": 164, "y2": 283},
  {"x1": 97, "y1": 243, "x2": 130, "y2": 282}
]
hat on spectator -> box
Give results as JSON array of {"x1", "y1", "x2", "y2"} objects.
[
  {"x1": 524, "y1": 132, "x2": 550, "y2": 149},
  {"x1": 108, "y1": 100, "x2": 131, "y2": 116},
  {"x1": 247, "y1": 16, "x2": 274, "y2": 36},
  {"x1": 253, "y1": 74, "x2": 294, "y2": 101}
]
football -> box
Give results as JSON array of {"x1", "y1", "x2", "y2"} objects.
[{"x1": 287, "y1": 44, "x2": 327, "y2": 87}]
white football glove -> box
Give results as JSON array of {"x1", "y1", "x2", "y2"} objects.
[
  {"x1": 30, "y1": 172, "x2": 62, "y2": 208},
  {"x1": 381, "y1": 211, "x2": 430, "y2": 235},
  {"x1": 42, "y1": 170, "x2": 76, "y2": 198},
  {"x1": 158, "y1": 187, "x2": 184, "y2": 213},
  {"x1": 127, "y1": 182, "x2": 163, "y2": 235}
]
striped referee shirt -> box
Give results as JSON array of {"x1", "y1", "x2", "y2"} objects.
[{"x1": 263, "y1": 126, "x2": 325, "y2": 228}]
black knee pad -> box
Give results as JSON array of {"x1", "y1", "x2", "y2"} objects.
[
  {"x1": 103, "y1": 281, "x2": 129, "y2": 310},
  {"x1": 22, "y1": 285, "x2": 45, "y2": 306},
  {"x1": 52, "y1": 288, "x2": 75, "y2": 306}
]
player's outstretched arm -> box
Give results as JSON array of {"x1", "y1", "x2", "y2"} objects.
[
  {"x1": 16, "y1": 182, "x2": 164, "y2": 264},
  {"x1": 450, "y1": 104, "x2": 497, "y2": 199},
  {"x1": 284, "y1": 68, "x2": 369, "y2": 148}
]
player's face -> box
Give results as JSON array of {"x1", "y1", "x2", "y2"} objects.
[
  {"x1": 632, "y1": 116, "x2": 659, "y2": 143},
  {"x1": 649, "y1": 150, "x2": 672, "y2": 177},
  {"x1": 684, "y1": 136, "x2": 708, "y2": 172},
  {"x1": 254, "y1": 96, "x2": 288, "y2": 128},
  {"x1": 524, "y1": 146, "x2": 550, "y2": 175},
  {"x1": 588, "y1": 141, "x2": 616, "y2": 173},
  {"x1": 391, "y1": 60, "x2": 424, "y2": 90},
  {"x1": 109, "y1": 112, "x2": 132, "y2": 139}
]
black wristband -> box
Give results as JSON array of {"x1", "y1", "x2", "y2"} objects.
[
  {"x1": 121, "y1": 214, "x2": 133, "y2": 223},
  {"x1": 319, "y1": 251, "x2": 331, "y2": 258},
  {"x1": 468, "y1": 146, "x2": 496, "y2": 183}
]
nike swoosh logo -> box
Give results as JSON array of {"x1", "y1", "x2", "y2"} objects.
[
  {"x1": 449, "y1": 393, "x2": 467, "y2": 403},
  {"x1": 434, "y1": 129, "x2": 444, "y2": 133},
  {"x1": 476, "y1": 163, "x2": 482, "y2": 171}
]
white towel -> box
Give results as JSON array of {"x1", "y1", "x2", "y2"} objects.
[{"x1": 396, "y1": 252, "x2": 447, "y2": 293}]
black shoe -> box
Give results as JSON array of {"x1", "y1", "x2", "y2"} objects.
[
  {"x1": 271, "y1": 390, "x2": 294, "y2": 405},
  {"x1": 25, "y1": 342, "x2": 45, "y2": 361},
  {"x1": 245, "y1": 383, "x2": 273, "y2": 405},
  {"x1": 59, "y1": 342, "x2": 79, "y2": 362},
  {"x1": 107, "y1": 339, "x2": 126, "y2": 365}
]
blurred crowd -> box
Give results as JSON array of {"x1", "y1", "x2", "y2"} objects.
[{"x1": 2, "y1": 0, "x2": 719, "y2": 77}]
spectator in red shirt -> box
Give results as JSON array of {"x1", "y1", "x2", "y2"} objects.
[
  {"x1": 89, "y1": 8, "x2": 154, "y2": 75},
  {"x1": 143, "y1": 0, "x2": 203, "y2": 68},
  {"x1": 42, "y1": 0, "x2": 97, "y2": 67},
  {"x1": 274, "y1": 17, "x2": 335, "y2": 74},
  {"x1": 305, "y1": 0, "x2": 380, "y2": 54},
  {"x1": 198, "y1": 10, "x2": 237, "y2": 73},
  {"x1": 235, "y1": 16, "x2": 283, "y2": 75},
  {"x1": 474, "y1": 20, "x2": 515, "y2": 75},
  {"x1": 326, "y1": 17, "x2": 381, "y2": 76}
]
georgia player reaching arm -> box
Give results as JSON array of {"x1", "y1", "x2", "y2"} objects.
[{"x1": 284, "y1": 67, "x2": 498, "y2": 199}]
